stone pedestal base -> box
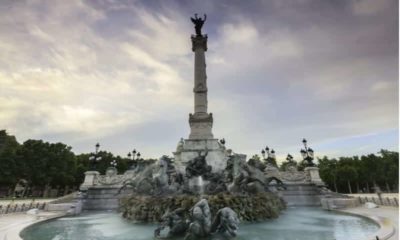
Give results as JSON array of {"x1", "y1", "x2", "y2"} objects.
[
  {"x1": 173, "y1": 138, "x2": 228, "y2": 173},
  {"x1": 80, "y1": 171, "x2": 99, "y2": 191},
  {"x1": 304, "y1": 167, "x2": 324, "y2": 186},
  {"x1": 188, "y1": 113, "x2": 213, "y2": 139}
]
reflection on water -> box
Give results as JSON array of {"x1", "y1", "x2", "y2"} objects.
[{"x1": 22, "y1": 207, "x2": 378, "y2": 240}]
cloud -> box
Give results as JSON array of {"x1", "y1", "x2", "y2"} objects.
[
  {"x1": 0, "y1": 0, "x2": 397, "y2": 160},
  {"x1": 351, "y1": 0, "x2": 393, "y2": 16}
]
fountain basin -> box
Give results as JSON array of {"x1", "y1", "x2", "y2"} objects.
[{"x1": 21, "y1": 207, "x2": 379, "y2": 240}]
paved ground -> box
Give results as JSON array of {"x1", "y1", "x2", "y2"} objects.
[
  {"x1": 340, "y1": 206, "x2": 398, "y2": 240},
  {"x1": 346, "y1": 193, "x2": 399, "y2": 199},
  {"x1": 0, "y1": 211, "x2": 64, "y2": 240},
  {"x1": 0, "y1": 199, "x2": 55, "y2": 206}
]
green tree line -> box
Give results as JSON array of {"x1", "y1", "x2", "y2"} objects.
[
  {"x1": 0, "y1": 130, "x2": 141, "y2": 197},
  {"x1": 317, "y1": 150, "x2": 398, "y2": 193}
]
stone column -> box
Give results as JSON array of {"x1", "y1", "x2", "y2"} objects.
[
  {"x1": 80, "y1": 171, "x2": 99, "y2": 191},
  {"x1": 189, "y1": 34, "x2": 214, "y2": 139}
]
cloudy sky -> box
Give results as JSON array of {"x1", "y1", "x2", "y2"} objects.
[{"x1": 0, "y1": 0, "x2": 398, "y2": 163}]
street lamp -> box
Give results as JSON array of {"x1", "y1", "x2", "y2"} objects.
[
  {"x1": 89, "y1": 143, "x2": 102, "y2": 170},
  {"x1": 127, "y1": 149, "x2": 139, "y2": 170},
  {"x1": 262, "y1": 146, "x2": 276, "y2": 166},
  {"x1": 110, "y1": 159, "x2": 117, "y2": 168},
  {"x1": 269, "y1": 149, "x2": 276, "y2": 160},
  {"x1": 286, "y1": 154, "x2": 294, "y2": 163},
  {"x1": 300, "y1": 138, "x2": 315, "y2": 167}
]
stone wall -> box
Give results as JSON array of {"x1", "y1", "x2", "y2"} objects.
[
  {"x1": 120, "y1": 193, "x2": 285, "y2": 223},
  {"x1": 321, "y1": 197, "x2": 360, "y2": 210},
  {"x1": 81, "y1": 186, "x2": 133, "y2": 210}
]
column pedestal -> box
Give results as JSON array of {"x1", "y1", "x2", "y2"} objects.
[
  {"x1": 80, "y1": 171, "x2": 99, "y2": 191},
  {"x1": 304, "y1": 167, "x2": 324, "y2": 186},
  {"x1": 173, "y1": 138, "x2": 228, "y2": 173},
  {"x1": 189, "y1": 113, "x2": 213, "y2": 139}
]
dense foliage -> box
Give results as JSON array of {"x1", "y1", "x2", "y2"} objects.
[
  {"x1": 317, "y1": 150, "x2": 399, "y2": 193},
  {"x1": 0, "y1": 130, "x2": 137, "y2": 196},
  {"x1": 0, "y1": 130, "x2": 398, "y2": 196}
]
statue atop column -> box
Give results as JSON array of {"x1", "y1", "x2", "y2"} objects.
[{"x1": 190, "y1": 13, "x2": 207, "y2": 36}]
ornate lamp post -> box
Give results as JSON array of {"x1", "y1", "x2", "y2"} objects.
[
  {"x1": 127, "y1": 149, "x2": 139, "y2": 170},
  {"x1": 299, "y1": 138, "x2": 324, "y2": 185},
  {"x1": 88, "y1": 143, "x2": 102, "y2": 170},
  {"x1": 286, "y1": 154, "x2": 294, "y2": 163},
  {"x1": 269, "y1": 149, "x2": 276, "y2": 160},
  {"x1": 110, "y1": 159, "x2": 117, "y2": 168},
  {"x1": 81, "y1": 143, "x2": 101, "y2": 190},
  {"x1": 262, "y1": 146, "x2": 276, "y2": 166},
  {"x1": 300, "y1": 138, "x2": 315, "y2": 167}
]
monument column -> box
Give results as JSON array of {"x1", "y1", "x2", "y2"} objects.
[{"x1": 189, "y1": 15, "x2": 213, "y2": 139}]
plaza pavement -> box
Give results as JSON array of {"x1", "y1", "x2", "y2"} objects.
[
  {"x1": 0, "y1": 211, "x2": 64, "y2": 240},
  {"x1": 339, "y1": 206, "x2": 399, "y2": 240},
  {"x1": 0, "y1": 199, "x2": 55, "y2": 206},
  {"x1": 346, "y1": 193, "x2": 399, "y2": 199}
]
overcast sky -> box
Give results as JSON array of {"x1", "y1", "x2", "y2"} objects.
[{"x1": 0, "y1": 0, "x2": 398, "y2": 163}]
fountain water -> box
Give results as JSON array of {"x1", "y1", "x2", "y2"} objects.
[{"x1": 198, "y1": 176, "x2": 204, "y2": 195}]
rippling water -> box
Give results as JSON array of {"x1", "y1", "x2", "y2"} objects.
[{"x1": 21, "y1": 207, "x2": 379, "y2": 240}]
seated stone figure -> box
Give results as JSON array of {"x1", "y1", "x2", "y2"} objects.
[
  {"x1": 211, "y1": 207, "x2": 240, "y2": 239},
  {"x1": 154, "y1": 208, "x2": 188, "y2": 238},
  {"x1": 185, "y1": 199, "x2": 212, "y2": 240},
  {"x1": 185, "y1": 152, "x2": 212, "y2": 178},
  {"x1": 204, "y1": 172, "x2": 227, "y2": 195}
]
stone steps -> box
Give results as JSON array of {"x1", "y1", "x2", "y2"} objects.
[
  {"x1": 81, "y1": 187, "x2": 132, "y2": 210},
  {"x1": 280, "y1": 183, "x2": 322, "y2": 206}
]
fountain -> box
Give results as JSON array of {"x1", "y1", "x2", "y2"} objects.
[{"x1": 20, "y1": 13, "x2": 380, "y2": 240}]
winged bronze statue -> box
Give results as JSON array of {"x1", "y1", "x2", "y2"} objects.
[{"x1": 191, "y1": 13, "x2": 207, "y2": 36}]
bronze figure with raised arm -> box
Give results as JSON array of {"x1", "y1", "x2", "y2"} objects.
[{"x1": 190, "y1": 13, "x2": 207, "y2": 36}]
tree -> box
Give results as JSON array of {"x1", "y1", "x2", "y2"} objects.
[
  {"x1": 379, "y1": 149, "x2": 399, "y2": 192},
  {"x1": 279, "y1": 159, "x2": 297, "y2": 171},
  {"x1": 360, "y1": 154, "x2": 383, "y2": 192},
  {"x1": 337, "y1": 164, "x2": 357, "y2": 193},
  {"x1": 318, "y1": 157, "x2": 338, "y2": 192},
  {"x1": 17, "y1": 140, "x2": 77, "y2": 195},
  {"x1": 0, "y1": 130, "x2": 21, "y2": 190}
]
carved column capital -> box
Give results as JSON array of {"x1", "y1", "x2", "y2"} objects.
[{"x1": 191, "y1": 35, "x2": 208, "y2": 51}]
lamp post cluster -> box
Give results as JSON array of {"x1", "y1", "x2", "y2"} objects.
[
  {"x1": 300, "y1": 138, "x2": 315, "y2": 167},
  {"x1": 89, "y1": 143, "x2": 102, "y2": 171},
  {"x1": 261, "y1": 146, "x2": 276, "y2": 166},
  {"x1": 127, "y1": 149, "x2": 141, "y2": 170},
  {"x1": 110, "y1": 159, "x2": 118, "y2": 168},
  {"x1": 257, "y1": 139, "x2": 315, "y2": 169}
]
